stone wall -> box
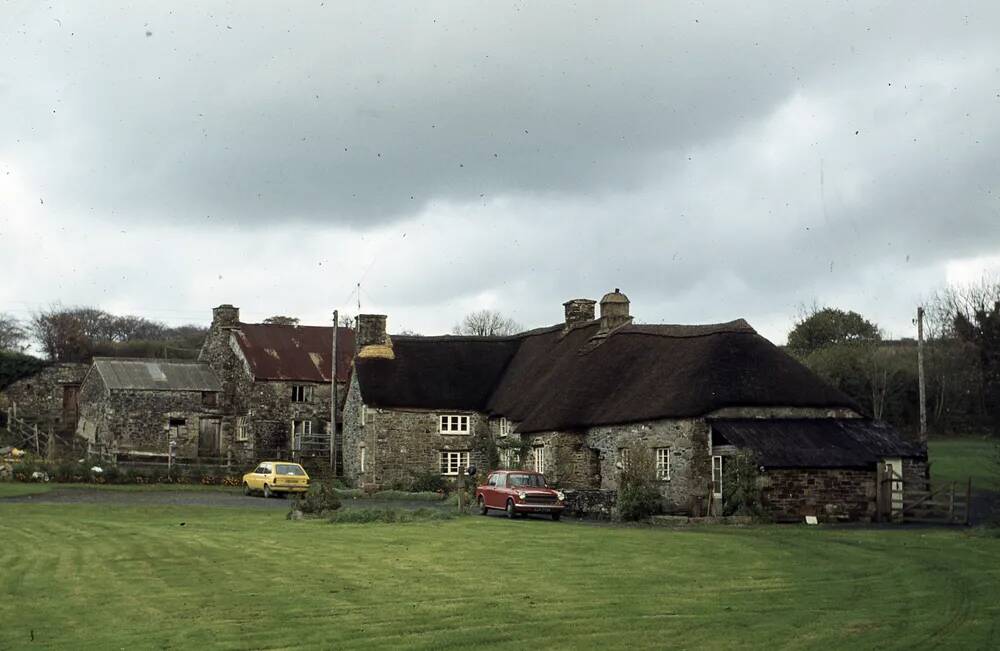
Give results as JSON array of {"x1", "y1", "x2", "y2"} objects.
[
  {"x1": 343, "y1": 375, "x2": 491, "y2": 488},
  {"x1": 0, "y1": 363, "x2": 90, "y2": 433},
  {"x1": 761, "y1": 468, "x2": 877, "y2": 522},
  {"x1": 561, "y1": 488, "x2": 616, "y2": 519}
]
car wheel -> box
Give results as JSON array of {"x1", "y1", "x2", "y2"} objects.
[
  {"x1": 263, "y1": 484, "x2": 272, "y2": 499},
  {"x1": 242, "y1": 483, "x2": 251, "y2": 496},
  {"x1": 551, "y1": 512, "x2": 561, "y2": 522},
  {"x1": 506, "y1": 499, "x2": 517, "y2": 519},
  {"x1": 477, "y1": 496, "x2": 488, "y2": 515}
]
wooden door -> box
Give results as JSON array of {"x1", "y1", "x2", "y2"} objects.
[
  {"x1": 198, "y1": 419, "x2": 220, "y2": 457},
  {"x1": 62, "y1": 384, "x2": 80, "y2": 430}
]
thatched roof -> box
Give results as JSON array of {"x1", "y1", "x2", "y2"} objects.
[{"x1": 354, "y1": 319, "x2": 860, "y2": 432}]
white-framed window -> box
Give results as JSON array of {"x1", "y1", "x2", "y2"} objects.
[
  {"x1": 439, "y1": 451, "x2": 470, "y2": 475},
  {"x1": 532, "y1": 446, "x2": 546, "y2": 473},
  {"x1": 359, "y1": 446, "x2": 366, "y2": 473},
  {"x1": 498, "y1": 417, "x2": 512, "y2": 437},
  {"x1": 291, "y1": 385, "x2": 313, "y2": 403},
  {"x1": 439, "y1": 415, "x2": 470, "y2": 434},
  {"x1": 618, "y1": 447, "x2": 630, "y2": 471},
  {"x1": 499, "y1": 447, "x2": 516, "y2": 469},
  {"x1": 360, "y1": 404, "x2": 367, "y2": 426},
  {"x1": 291, "y1": 419, "x2": 312, "y2": 450},
  {"x1": 711, "y1": 455, "x2": 724, "y2": 499},
  {"x1": 235, "y1": 417, "x2": 249, "y2": 442},
  {"x1": 655, "y1": 447, "x2": 671, "y2": 481}
]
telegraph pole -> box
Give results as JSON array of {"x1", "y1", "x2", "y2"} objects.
[
  {"x1": 330, "y1": 309, "x2": 339, "y2": 472},
  {"x1": 917, "y1": 306, "x2": 927, "y2": 443}
]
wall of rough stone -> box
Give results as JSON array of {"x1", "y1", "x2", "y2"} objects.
[
  {"x1": 760, "y1": 468, "x2": 877, "y2": 522},
  {"x1": 0, "y1": 363, "x2": 90, "y2": 433},
  {"x1": 343, "y1": 376, "x2": 491, "y2": 488}
]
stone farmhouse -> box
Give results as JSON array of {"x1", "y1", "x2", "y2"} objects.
[
  {"x1": 0, "y1": 363, "x2": 89, "y2": 438},
  {"x1": 76, "y1": 358, "x2": 224, "y2": 459},
  {"x1": 343, "y1": 290, "x2": 926, "y2": 521},
  {"x1": 198, "y1": 305, "x2": 355, "y2": 468}
]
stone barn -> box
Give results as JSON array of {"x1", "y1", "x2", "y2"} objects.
[
  {"x1": 76, "y1": 358, "x2": 225, "y2": 459},
  {"x1": 342, "y1": 289, "x2": 927, "y2": 521},
  {"x1": 0, "y1": 362, "x2": 90, "y2": 438},
  {"x1": 198, "y1": 305, "x2": 355, "y2": 466}
]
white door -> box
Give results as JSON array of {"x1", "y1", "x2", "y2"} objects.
[{"x1": 711, "y1": 455, "x2": 724, "y2": 513}]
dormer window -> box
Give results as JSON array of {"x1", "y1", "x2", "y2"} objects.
[{"x1": 439, "y1": 415, "x2": 470, "y2": 434}]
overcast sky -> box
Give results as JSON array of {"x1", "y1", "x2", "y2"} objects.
[{"x1": 2, "y1": 1, "x2": 999, "y2": 343}]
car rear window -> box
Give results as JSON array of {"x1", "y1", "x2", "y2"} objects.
[{"x1": 276, "y1": 464, "x2": 305, "y2": 476}]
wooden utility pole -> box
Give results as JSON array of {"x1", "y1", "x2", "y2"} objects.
[
  {"x1": 330, "y1": 310, "x2": 339, "y2": 473},
  {"x1": 917, "y1": 306, "x2": 927, "y2": 442}
]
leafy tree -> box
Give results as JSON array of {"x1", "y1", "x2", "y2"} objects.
[
  {"x1": 263, "y1": 315, "x2": 300, "y2": 326},
  {"x1": 0, "y1": 351, "x2": 47, "y2": 390},
  {"x1": 787, "y1": 307, "x2": 881, "y2": 354},
  {"x1": 953, "y1": 300, "x2": 1000, "y2": 435},
  {"x1": 452, "y1": 309, "x2": 522, "y2": 337},
  {"x1": 0, "y1": 314, "x2": 29, "y2": 353}
]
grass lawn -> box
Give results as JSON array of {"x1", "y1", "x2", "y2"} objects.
[
  {"x1": 0, "y1": 482, "x2": 54, "y2": 498},
  {"x1": 2, "y1": 502, "x2": 999, "y2": 649},
  {"x1": 0, "y1": 482, "x2": 239, "y2": 498},
  {"x1": 929, "y1": 437, "x2": 998, "y2": 489}
]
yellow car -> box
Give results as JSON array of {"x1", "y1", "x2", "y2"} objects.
[{"x1": 242, "y1": 461, "x2": 310, "y2": 498}]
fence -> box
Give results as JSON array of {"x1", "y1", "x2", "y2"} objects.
[{"x1": 876, "y1": 463, "x2": 971, "y2": 525}]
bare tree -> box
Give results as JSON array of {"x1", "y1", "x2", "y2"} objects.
[
  {"x1": 452, "y1": 310, "x2": 522, "y2": 337},
  {"x1": 0, "y1": 313, "x2": 30, "y2": 353}
]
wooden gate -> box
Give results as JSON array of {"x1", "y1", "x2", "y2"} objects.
[{"x1": 876, "y1": 463, "x2": 971, "y2": 525}]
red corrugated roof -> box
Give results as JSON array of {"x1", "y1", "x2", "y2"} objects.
[{"x1": 233, "y1": 324, "x2": 355, "y2": 383}]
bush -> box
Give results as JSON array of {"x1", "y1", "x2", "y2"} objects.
[
  {"x1": 327, "y1": 507, "x2": 455, "y2": 524},
  {"x1": 721, "y1": 452, "x2": 765, "y2": 517},
  {"x1": 616, "y1": 446, "x2": 662, "y2": 521},
  {"x1": 407, "y1": 469, "x2": 448, "y2": 493},
  {"x1": 293, "y1": 481, "x2": 343, "y2": 517}
]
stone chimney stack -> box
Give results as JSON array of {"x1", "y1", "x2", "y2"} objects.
[
  {"x1": 563, "y1": 299, "x2": 596, "y2": 330},
  {"x1": 212, "y1": 304, "x2": 240, "y2": 329},
  {"x1": 598, "y1": 289, "x2": 631, "y2": 334},
  {"x1": 356, "y1": 314, "x2": 388, "y2": 349}
]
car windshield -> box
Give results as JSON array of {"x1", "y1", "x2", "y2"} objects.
[
  {"x1": 276, "y1": 464, "x2": 305, "y2": 476},
  {"x1": 508, "y1": 473, "x2": 546, "y2": 487}
]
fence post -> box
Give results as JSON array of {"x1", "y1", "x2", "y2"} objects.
[
  {"x1": 966, "y1": 477, "x2": 972, "y2": 526},
  {"x1": 948, "y1": 482, "x2": 955, "y2": 522},
  {"x1": 33, "y1": 424, "x2": 39, "y2": 455}
]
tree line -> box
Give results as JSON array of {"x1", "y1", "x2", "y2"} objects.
[{"x1": 788, "y1": 277, "x2": 1000, "y2": 437}]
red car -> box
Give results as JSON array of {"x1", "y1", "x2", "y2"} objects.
[{"x1": 476, "y1": 470, "x2": 566, "y2": 520}]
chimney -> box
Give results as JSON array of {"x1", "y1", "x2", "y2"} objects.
[
  {"x1": 356, "y1": 314, "x2": 388, "y2": 349},
  {"x1": 598, "y1": 288, "x2": 631, "y2": 334},
  {"x1": 563, "y1": 298, "x2": 596, "y2": 330},
  {"x1": 212, "y1": 304, "x2": 240, "y2": 329}
]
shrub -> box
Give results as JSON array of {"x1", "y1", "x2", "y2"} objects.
[
  {"x1": 369, "y1": 490, "x2": 446, "y2": 502},
  {"x1": 293, "y1": 481, "x2": 343, "y2": 517},
  {"x1": 721, "y1": 452, "x2": 765, "y2": 517},
  {"x1": 327, "y1": 507, "x2": 455, "y2": 524},
  {"x1": 407, "y1": 469, "x2": 448, "y2": 493},
  {"x1": 616, "y1": 446, "x2": 662, "y2": 521}
]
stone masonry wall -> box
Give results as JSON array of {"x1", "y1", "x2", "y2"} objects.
[
  {"x1": 761, "y1": 468, "x2": 877, "y2": 522},
  {"x1": 0, "y1": 363, "x2": 90, "y2": 433}
]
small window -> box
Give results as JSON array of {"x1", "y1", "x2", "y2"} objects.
[
  {"x1": 498, "y1": 417, "x2": 511, "y2": 437},
  {"x1": 499, "y1": 447, "x2": 516, "y2": 469},
  {"x1": 439, "y1": 451, "x2": 470, "y2": 475},
  {"x1": 618, "y1": 447, "x2": 630, "y2": 471},
  {"x1": 360, "y1": 446, "x2": 367, "y2": 473},
  {"x1": 655, "y1": 448, "x2": 671, "y2": 481},
  {"x1": 235, "y1": 417, "x2": 249, "y2": 442},
  {"x1": 712, "y1": 455, "x2": 724, "y2": 499},
  {"x1": 360, "y1": 404, "x2": 367, "y2": 426},
  {"x1": 201, "y1": 391, "x2": 218, "y2": 407},
  {"x1": 439, "y1": 415, "x2": 470, "y2": 434},
  {"x1": 291, "y1": 385, "x2": 312, "y2": 403},
  {"x1": 532, "y1": 446, "x2": 546, "y2": 473}
]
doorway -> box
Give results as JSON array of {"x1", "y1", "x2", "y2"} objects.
[{"x1": 198, "y1": 418, "x2": 220, "y2": 457}]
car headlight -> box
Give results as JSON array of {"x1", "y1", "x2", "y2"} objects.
[
  {"x1": 517, "y1": 491, "x2": 527, "y2": 500},
  {"x1": 556, "y1": 491, "x2": 565, "y2": 501}
]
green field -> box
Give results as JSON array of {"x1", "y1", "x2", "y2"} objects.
[
  {"x1": 2, "y1": 500, "x2": 999, "y2": 649},
  {"x1": 0, "y1": 481, "x2": 239, "y2": 498},
  {"x1": 929, "y1": 437, "x2": 998, "y2": 489}
]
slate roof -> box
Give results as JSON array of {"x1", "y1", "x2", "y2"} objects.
[
  {"x1": 354, "y1": 319, "x2": 861, "y2": 432},
  {"x1": 93, "y1": 358, "x2": 221, "y2": 392},
  {"x1": 710, "y1": 418, "x2": 926, "y2": 466},
  {"x1": 233, "y1": 324, "x2": 355, "y2": 383}
]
